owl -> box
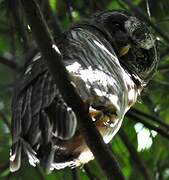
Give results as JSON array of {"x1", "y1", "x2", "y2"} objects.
[{"x1": 10, "y1": 10, "x2": 158, "y2": 172}]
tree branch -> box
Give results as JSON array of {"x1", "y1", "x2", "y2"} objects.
[
  {"x1": 0, "y1": 110, "x2": 11, "y2": 132},
  {"x1": 158, "y1": 64, "x2": 169, "y2": 71},
  {"x1": 20, "y1": 0, "x2": 125, "y2": 179},
  {"x1": 71, "y1": 169, "x2": 79, "y2": 180},
  {"x1": 129, "y1": 108, "x2": 169, "y2": 131},
  {"x1": 84, "y1": 165, "x2": 100, "y2": 180},
  {"x1": 160, "y1": 47, "x2": 169, "y2": 60},
  {"x1": 42, "y1": 0, "x2": 63, "y2": 38},
  {"x1": 119, "y1": 129, "x2": 153, "y2": 180},
  {"x1": 127, "y1": 112, "x2": 169, "y2": 140},
  {"x1": 66, "y1": 0, "x2": 74, "y2": 22},
  {"x1": 0, "y1": 162, "x2": 9, "y2": 173},
  {"x1": 0, "y1": 83, "x2": 14, "y2": 93},
  {"x1": 121, "y1": 0, "x2": 169, "y2": 44},
  {"x1": 6, "y1": 0, "x2": 30, "y2": 50},
  {"x1": 0, "y1": 56, "x2": 21, "y2": 72},
  {"x1": 36, "y1": 166, "x2": 45, "y2": 180}
]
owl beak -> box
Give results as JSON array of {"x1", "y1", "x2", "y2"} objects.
[{"x1": 119, "y1": 44, "x2": 131, "y2": 57}]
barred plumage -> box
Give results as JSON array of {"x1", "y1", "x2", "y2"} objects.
[{"x1": 10, "y1": 10, "x2": 158, "y2": 172}]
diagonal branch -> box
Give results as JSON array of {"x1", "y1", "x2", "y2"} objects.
[
  {"x1": 0, "y1": 110, "x2": 11, "y2": 132},
  {"x1": 6, "y1": 0, "x2": 30, "y2": 50},
  {"x1": 71, "y1": 169, "x2": 79, "y2": 180},
  {"x1": 0, "y1": 162, "x2": 9, "y2": 173},
  {"x1": 0, "y1": 56, "x2": 21, "y2": 72},
  {"x1": 20, "y1": 0, "x2": 125, "y2": 179},
  {"x1": 42, "y1": 0, "x2": 63, "y2": 37},
  {"x1": 127, "y1": 112, "x2": 169, "y2": 140},
  {"x1": 84, "y1": 165, "x2": 100, "y2": 180},
  {"x1": 130, "y1": 108, "x2": 169, "y2": 131},
  {"x1": 159, "y1": 64, "x2": 169, "y2": 71},
  {"x1": 119, "y1": 129, "x2": 153, "y2": 180},
  {"x1": 66, "y1": 0, "x2": 74, "y2": 22},
  {"x1": 36, "y1": 166, "x2": 45, "y2": 180}
]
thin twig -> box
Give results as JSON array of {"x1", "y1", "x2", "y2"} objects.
[
  {"x1": 0, "y1": 110, "x2": 11, "y2": 132},
  {"x1": 43, "y1": 0, "x2": 63, "y2": 37},
  {"x1": 119, "y1": 129, "x2": 153, "y2": 180},
  {"x1": 127, "y1": 112, "x2": 169, "y2": 140},
  {"x1": 0, "y1": 56, "x2": 21, "y2": 72},
  {"x1": 6, "y1": 0, "x2": 16, "y2": 57},
  {"x1": 158, "y1": 64, "x2": 169, "y2": 71},
  {"x1": 20, "y1": 0, "x2": 125, "y2": 179},
  {"x1": 117, "y1": 0, "x2": 128, "y2": 10},
  {"x1": 0, "y1": 162, "x2": 9, "y2": 173},
  {"x1": 146, "y1": 0, "x2": 151, "y2": 20},
  {"x1": 0, "y1": 83, "x2": 14, "y2": 92},
  {"x1": 160, "y1": 47, "x2": 169, "y2": 59},
  {"x1": 66, "y1": 0, "x2": 73, "y2": 22},
  {"x1": 9, "y1": 20, "x2": 17, "y2": 58},
  {"x1": 6, "y1": 0, "x2": 30, "y2": 50},
  {"x1": 84, "y1": 165, "x2": 100, "y2": 180},
  {"x1": 72, "y1": 169, "x2": 79, "y2": 180},
  {"x1": 36, "y1": 166, "x2": 45, "y2": 180},
  {"x1": 121, "y1": 0, "x2": 169, "y2": 44},
  {"x1": 129, "y1": 108, "x2": 169, "y2": 131}
]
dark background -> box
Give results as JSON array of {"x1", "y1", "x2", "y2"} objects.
[{"x1": 0, "y1": 0, "x2": 169, "y2": 179}]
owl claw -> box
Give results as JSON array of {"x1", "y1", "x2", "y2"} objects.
[
  {"x1": 90, "y1": 110, "x2": 110, "y2": 125},
  {"x1": 89, "y1": 110, "x2": 103, "y2": 122},
  {"x1": 89, "y1": 106, "x2": 117, "y2": 126}
]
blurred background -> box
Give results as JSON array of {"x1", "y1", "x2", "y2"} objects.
[{"x1": 0, "y1": 0, "x2": 169, "y2": 179}]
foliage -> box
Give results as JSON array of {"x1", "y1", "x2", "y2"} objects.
[{"x1": 0, "y1": 0, "x2": 169, "y2": 179}]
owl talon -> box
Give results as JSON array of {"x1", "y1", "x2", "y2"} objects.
[
  {"x1": 89, "y1": 110, "x2": 111, "y2": 126},
  {"x1": 95, "y1": 116, "x2": 110, "y2": 126},
  {"x1": 89, "y1": 110, "x2": 103, "y2": 122},
  {"x1": 89, "y1": 106, "x2": 117, "y2": 126}
]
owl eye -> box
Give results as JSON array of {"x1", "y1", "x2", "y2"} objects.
[
  {"x1": 112, "y1": 21, "x2": 121, "y2": 28},
  {"x1": 110, "y1": 21, "x2": 123, "y2": 34},
  {"x1": 115, "y1": 22, "x2": 120, "y2": 27}
]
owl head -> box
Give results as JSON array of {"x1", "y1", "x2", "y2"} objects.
[{"x1": 83, "y1": 10, "x2": 159, "y2": 87}]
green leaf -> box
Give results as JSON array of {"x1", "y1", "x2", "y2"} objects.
[{"x1": 49, "y1": 0, "x2": 57, "y2": 11}]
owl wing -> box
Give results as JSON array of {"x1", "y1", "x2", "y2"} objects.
[
  {"x1": 10, "y1": 54, "x2": 77, "y2": 172},
  {"x1": 10, "y1": 26, "x2": 135, "y2": 172},
  {"x1": 63, "y1": 27, "x2": 135, "y2": 144}
]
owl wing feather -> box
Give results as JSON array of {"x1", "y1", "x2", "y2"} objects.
[{"x1": 10, "y1": 26, "x2": 137, "y2": 172}]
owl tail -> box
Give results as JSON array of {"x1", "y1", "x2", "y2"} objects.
[{"x1": 10, "y1": 138, "x2": 39, "y2": 172}]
